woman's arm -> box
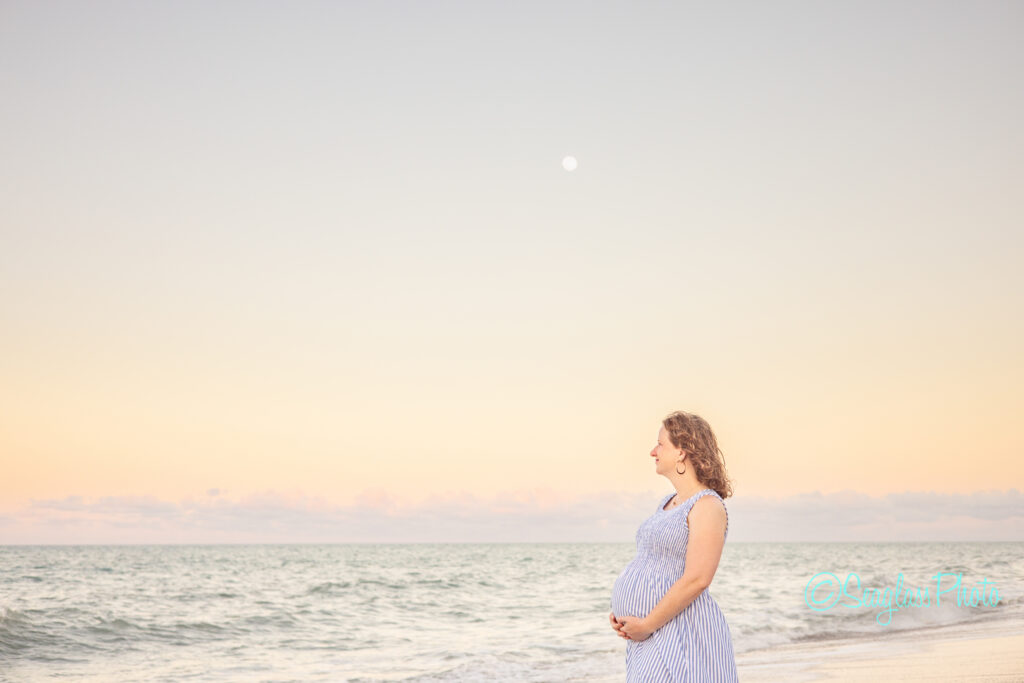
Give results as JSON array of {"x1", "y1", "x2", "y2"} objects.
[{"x1": 642, "y1": 496, "x2": 728, "y2": 633}]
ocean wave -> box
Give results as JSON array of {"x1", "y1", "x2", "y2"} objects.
[{"x1": 2, "y1": 542, "x2": 1020, "y2": 681}]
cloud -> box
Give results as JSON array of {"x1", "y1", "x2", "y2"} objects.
[
  {"x1": 1, "y1": 488, "x2": 1021, "y2": 544},
  {"x1": 725, "y1": 488, "x2": 1024, "y2": 541}
]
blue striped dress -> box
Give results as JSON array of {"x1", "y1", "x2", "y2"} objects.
[{"x1": 610, "y1": 489, "x2": 738, "y2": 682}]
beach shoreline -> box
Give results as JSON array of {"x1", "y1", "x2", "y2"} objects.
[{"x1": 736, "y1": 617, "x2": 1024, "y2": 682}]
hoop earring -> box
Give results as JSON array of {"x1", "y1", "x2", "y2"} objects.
[{"x1": 675, "y1": 461, "x2": 686, "y2": 476}]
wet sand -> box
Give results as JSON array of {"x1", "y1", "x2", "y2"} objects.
[{"x1": 736, "y1": 619, "x2": 1024, "y2": 682}]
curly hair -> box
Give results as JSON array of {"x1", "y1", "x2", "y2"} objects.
[{"x1": 663, "y1": 411, "x2": 733, "y2": 499}]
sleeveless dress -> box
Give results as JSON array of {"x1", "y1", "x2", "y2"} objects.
[{"x1": 610, "y1": 489, "x2": 738, "y2": 682}]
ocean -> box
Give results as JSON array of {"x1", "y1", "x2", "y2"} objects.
[{"x1": 2, "y1": 542, "x2": 1022, "y2": 682}]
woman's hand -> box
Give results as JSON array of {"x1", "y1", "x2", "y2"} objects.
[
  {"x1": 616, "y1": 614, "x2": 654, "y2": 642},
  {"x1": 609, "y1": 611, "x2": 630, "y2": 639}
]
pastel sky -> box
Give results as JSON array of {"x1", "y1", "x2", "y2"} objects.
[{"x1": 1, "y1": 1, "x2": 1021, "y2": 543}]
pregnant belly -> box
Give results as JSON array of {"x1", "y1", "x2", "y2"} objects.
[{"x1": 610, "y1": 561, "x2": 661, "y2": 618}]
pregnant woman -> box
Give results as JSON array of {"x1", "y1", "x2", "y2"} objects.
[{"x1": 609, "y1": 410, "x2": 738, "y2": 682}]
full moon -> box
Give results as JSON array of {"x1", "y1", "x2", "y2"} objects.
[{"x1": 562, "y1": 156, "x2": 578, "y2": 171}]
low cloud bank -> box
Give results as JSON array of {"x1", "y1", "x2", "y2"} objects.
[{"x1": 1, "y1": 488, "x2": 1020, "y2": 544}]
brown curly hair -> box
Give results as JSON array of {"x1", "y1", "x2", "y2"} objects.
[{"x1": 663, "y1": 411, "x2": 733, "y2": 499}]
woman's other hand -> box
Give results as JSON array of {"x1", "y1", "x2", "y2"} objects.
[{"x1": 609, "y1": 611, "x2": 630, "y2": 639}]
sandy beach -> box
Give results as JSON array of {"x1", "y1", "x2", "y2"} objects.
[{"x1": 736, "y1": 619, "x2": 1024, "y2": 682}]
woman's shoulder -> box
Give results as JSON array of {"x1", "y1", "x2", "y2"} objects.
[
  {"x1": 690, "y1": 489, "x2": 726, "y2": 508},
  {"x1": 686, "y1": 491, "x2": 728, "y2": 528}
]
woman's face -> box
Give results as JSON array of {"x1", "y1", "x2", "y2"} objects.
[{"x1": 650, "y1": 426, "x2": 681, "y2": 475}]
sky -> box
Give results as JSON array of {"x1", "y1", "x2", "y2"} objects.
[{"x1": 1, "y1": 1, "x2": 1022, "y2": 543}]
